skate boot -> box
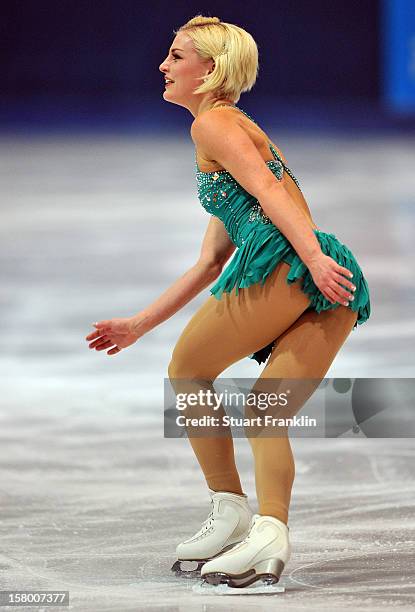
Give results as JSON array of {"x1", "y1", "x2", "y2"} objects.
[
  {"x1": 200, "y1": 513, "x2": 291, "y2": 588},
  {"x1": 171, "y1": 489, "x2": 253, "y2": 578}
]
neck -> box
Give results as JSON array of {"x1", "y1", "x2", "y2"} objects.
[
  {"x1": 212, "y1": 103, "x2": 236, "y2": 109},
  {"x1": 195, "y1": 98, "x2": 236, "y2": 117}
]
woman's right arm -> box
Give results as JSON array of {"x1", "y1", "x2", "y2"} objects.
[{"x1": 131, "y1": 216, "x2": 235, "y2": 334}]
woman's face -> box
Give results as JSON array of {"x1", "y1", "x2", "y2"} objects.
[{"x1": 159, "y1": 32, "x2": 214, "y2": 108}]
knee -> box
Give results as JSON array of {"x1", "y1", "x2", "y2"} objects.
[
  {"x1": 168, "y1": 352, "x2": 222, "y2": 384},
  {"x1": 168, "y1": 353, "x2": 184, "y2": 381},
  {"x1": 168, "y1": 331, "x2": 224, "y2": 381},
  {"x1": 168, "y1": 354, "x2": 186, "y2": 381},
  {"x1": 168, "y1": 350, "x2": 212, "y2": 381}
]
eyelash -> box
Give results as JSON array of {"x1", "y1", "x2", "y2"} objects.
[{"x1": 172, "y1": 54, "x2": 180, "y2": 60}]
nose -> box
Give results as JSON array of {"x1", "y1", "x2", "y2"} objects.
[{"x1": 159, "y1": 58, "x2": 168, "y2": 73}]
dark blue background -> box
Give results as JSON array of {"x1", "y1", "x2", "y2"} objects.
[{"x1": 2, "y1": 0, "x2": 413, "y2": 132}]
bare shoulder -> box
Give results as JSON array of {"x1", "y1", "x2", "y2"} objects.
[
  {"x1": 191, "y1": 108, "x2": 284, "y2": 200},
  {"x1": 190, "y1": 107, "x2": 241, "y2": 145},
  {"x1": 191, "y1": 107, "x2": 287, "y2": 165},
  {"x1": 191, "y1": 107, "x2": 246, "y2": 170}
]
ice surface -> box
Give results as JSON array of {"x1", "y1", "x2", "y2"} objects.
[
  {"x1": 0, "y1": 133, "x2": 414, "y2": 610},
  {"x1": 192, "y1": 581, "x2": 286, "y2": 595}
]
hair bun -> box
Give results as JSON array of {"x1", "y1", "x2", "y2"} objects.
[{"x1": 185, "y1": 15, "x2": 221, "y2": 27}]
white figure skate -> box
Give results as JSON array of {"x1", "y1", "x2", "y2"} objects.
[
  {"x1": 171, "y1": 489, "x2": 253, "y2": 578},
  {"x1": 200, "y1": 513, "x2": 291, "y2": 588}
]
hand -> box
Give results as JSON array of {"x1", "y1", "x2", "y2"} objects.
[
  {"x1": 308, "y1": 253, "x2": 356, "y2": 306},
  {"x1": 85, "y1": 316, "x2": 141, "y2": 356}
]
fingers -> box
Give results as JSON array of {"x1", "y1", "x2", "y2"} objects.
[
  {"x1": 335, "y1": 271, "x2": 356, "y2": 293},
  {"x1": 332, "y1": 275, "x2": 356, "y2": 302},
  {"x1": 86, "y1": 321, "x2": 112, "y2": 341},
  {"x1": 86, "y1": 320, "x2": 112, "y2": 344},
  {"x1": 93, "y1": 321, "x2": 112, "y2": 334},
  {"x1": 107, "y1": 346, "x2": 121, "y2": 355},
  {"x1": 93, "y1": 340, "x2": 114, "y2": 351},
  {"x1": 87, "y1": 334, "x2": 121, "y2": 353},
  {"x1": 85, "y1": 330, "x2": 101, "y2": 341},
  {"x1": 323, "y1": 287, "x2": 337, "y2": 304},
  {"x1": 338, "y1": 265, "x2": 354, "y2": 280},
  {"x1": 317, "y1": 260, "x2": 356, "y2": 306},
  {"x1": 86, "y1": 321, "x2": 120, "y2": 355},
  {"x1": 324, "y1": 264, "x2": 356, "y2": 305},
  {"x1": 326, "y1": 288, "x2": 347, "y2": 305},
  {"x1": 88, "y1": 336, "x2": 109, "y2": 349},
  {"x1": 93, "y1": 320, "x2": 110, "y2": 329},
  {"x1": 327, "y1": 281, "x2": 354, "y2": 306}
]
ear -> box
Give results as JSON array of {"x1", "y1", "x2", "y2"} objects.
[{"x1": 205, "y1": 58, "x2": 215, "y2": 76}]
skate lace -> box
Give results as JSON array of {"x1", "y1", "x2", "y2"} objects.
[
  {"x1": 227, "y1": 532, "x2": 251, "y2": 552},
  {"x1": 222, "y1": 515, "x2": 257, "y2": 551},
  {"x1": 200, "y1": 500, "x2": 215, "y2": 533}
]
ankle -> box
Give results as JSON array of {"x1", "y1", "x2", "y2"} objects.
[
  {"x1": 207, "y1": 481, "x2": 244, "y2": 496},
  {"x1": 257, "y1": 512, "x2": 288, "y2": 526},
  {"x1": 209, "y1": 487, "x2": 246, "y2": 497}
]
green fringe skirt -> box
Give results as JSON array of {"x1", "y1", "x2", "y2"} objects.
[{"x1": 209, "y1": 228, "x2": 371, "y2": 365}]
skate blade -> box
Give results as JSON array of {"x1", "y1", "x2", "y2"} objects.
[
  {"x1": 171, "y1": 542, "x2": 240, "y2": 579},
  {"x1": 193, "y1": 580, "x2": 285, "y2": 595},
  {"x1": 202, "y1": 566, "x2": 283, "y2": 588},
  {"x1": 171, "y1": 559, "x2": 205, "y2": 578}
]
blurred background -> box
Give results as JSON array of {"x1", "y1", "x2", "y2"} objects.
[
  {"x1": 2, "y1": 0, "x2": 415, "y2": 131},
  {"x1": 1, "y1": 1, "x2": 414, "y2": 609}
]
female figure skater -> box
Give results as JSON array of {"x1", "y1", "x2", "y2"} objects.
[{"x1": 85, "y1": 15, "x2": 371, "y2": 589}]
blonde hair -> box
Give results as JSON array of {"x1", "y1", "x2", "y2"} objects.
[{"x1": 174, "y1": 15, "x2": 259, "y2": 104}]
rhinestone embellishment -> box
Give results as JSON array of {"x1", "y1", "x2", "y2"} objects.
[{"x1": 248, "y1": 202, "x2": 272, "y2": 224}]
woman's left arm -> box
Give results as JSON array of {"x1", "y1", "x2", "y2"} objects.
[
  {"x1": 257, "y1": 182, "x2": 322, "y2": 267},
  {"x1": 258, "y1": 184, "x2": 357, "y2": 304}
]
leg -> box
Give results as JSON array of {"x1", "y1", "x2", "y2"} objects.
[
  {"x1": 246, "y1": 304, "x2": 358, "y2": 524},
  {"x1": 168, "y1": 261, "x2": 312, "y2": 494}
]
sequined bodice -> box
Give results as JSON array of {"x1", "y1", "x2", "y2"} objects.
[{"x1": 195, "y1": 106, "x2": 302, "y2": 247}]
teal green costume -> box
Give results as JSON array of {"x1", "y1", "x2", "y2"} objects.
[{"x1": 195, "y1": 107, "x2": 371, "y2": 365}]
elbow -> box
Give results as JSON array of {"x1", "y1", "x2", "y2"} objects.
[
  {"x1": 257, "y1": 181, "x2": 286, "y2": 214},
  {"x1": 196, "y1": 259, "x2": 223, "y2": 280}
]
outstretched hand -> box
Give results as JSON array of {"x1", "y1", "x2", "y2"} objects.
[
  {"x1": 85, "y1": 317, "x2": 140, "y2": 356},
  {"x1": 308, "y1": 253, "x2": 356, "y2": 306}
]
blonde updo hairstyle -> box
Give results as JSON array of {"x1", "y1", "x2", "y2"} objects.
[{"x1": 174, "y1": 15, "x2": 259, "y2": 104}]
